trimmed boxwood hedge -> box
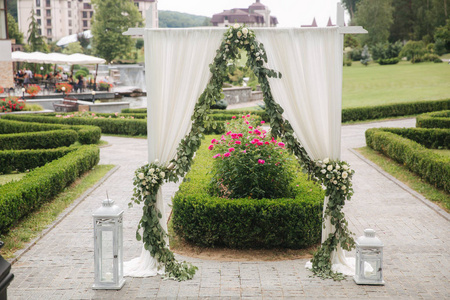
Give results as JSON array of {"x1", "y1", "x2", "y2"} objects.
[
  {"x1": 0, "y1": 118, "x2": 101, "y2": 144},
  {"x1": 342, "y1": 99, "x2": 449, "y2": 122},
  {"x1": 416, "y1": 110, "x2": 450, "y2": 129},
  {"x1": 365, "y1": 128, "x2": 450, "y2": 193},
  {"x1": 0, "y1": 144, "x2": 99, "y2": 233},
  {"x1": 376, "y1": 127, "x2": 450, "y2": 149},
  {"x1": 121, "y1": 108, "x2": 147, "y2": 114},
  {"x1": 2, "y1": 114, "x2": 146, "y2": 136},
  {"x1": 0, "y1": 130, "x2": 77, "y2": 150},
  {"x1": 172, "y1": 135, "x2": 324, "y2": 249},
  {"x1": 0, "y1": 146, "x2": 76, "y2": 174}
]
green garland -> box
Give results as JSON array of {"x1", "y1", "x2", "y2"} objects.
[{"x1": 130, "y1": 24, "x2": 355, "y2": 281}]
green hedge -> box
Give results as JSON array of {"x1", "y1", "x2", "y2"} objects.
[
  {"x1": 0, "y1": 118, "x2": 101, "y2": 144},
  {"x1": 121, "y1": 108, "x2": 147, "y2": 114},
  {"x1": 0, "y1": 130, "x2": 77, "y2": 150},
  {"x1": 375, "y1": 127, "x2": 450, "y2": 149},
  {"x1": 172, "y1": 135, "x2": 324, "y2": 249},
  {"x1": 342, "y1": 99, "x2": 450, "y2": 122},
  {"x1": 0, "y1": 145, "x2": 99, "y2": 233},
  {"x1": 0, "y1": 146, "x2": 76, "y2": 174},
  {"x1": 365, "y1": 128, "x2": 450, "y2": 193},
  {"x1": 2, "y1": 114, "x2": 145, "y2": 136},
  {"x1": 416, "y1": 110, "x2": 450, "y2": 129}
]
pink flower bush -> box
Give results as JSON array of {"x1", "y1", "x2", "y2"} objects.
[{"x1": 209, "y1": 113, "x2": 294, "y2": 199}]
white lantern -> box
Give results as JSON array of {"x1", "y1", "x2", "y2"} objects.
[
  {"x1": 354, "y1": 229, "x2": 385, "y2": 285},
  {"x1": 92, "y1": 198, "x2": 125, "y2": 290}
]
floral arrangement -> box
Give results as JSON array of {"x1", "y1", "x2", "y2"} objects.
[
  {"x1": 98, "y1": 81, "x2": 113, "y2": 91},
  {"x1": 209, "y1": 114, "x2": 294, "y2": 199},
  {"x1": 130, "y1": 161, "x2": 198, "y2": 281},
  {"x1": 55, "y1": 111, "x2": 134, "y2": 119},
  {"x1": 55, "y1": 83, "x2": 73, "y2": 93},
  {"x1": 0, "y1": 97, "x2": 25, "y2": 112},
  {"x1": 129, "y1": 23, "x2": 356, "y2": 282},
  {"x1": 25, "y1": 84, "x2": 41, "y2": 97}
]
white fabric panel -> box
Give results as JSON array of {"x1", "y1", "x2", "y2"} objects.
[
  {"x1": 124, "y1": 28, "x2": 224, "y2": 277},
  {"x1": 255, "y1": 28, "x2": 353, "y2": 275}
]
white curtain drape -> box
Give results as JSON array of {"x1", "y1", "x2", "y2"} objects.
[
  {"x1": 124, "y1": 28, "x2": 224, "y2": 277},
  {"x1": 255, "y1": 28, "x2": 354, "y2": 275}
]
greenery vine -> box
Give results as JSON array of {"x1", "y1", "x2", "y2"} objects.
[{"x1": 130, "y1": 24, "x2": 355, "y2": 281}]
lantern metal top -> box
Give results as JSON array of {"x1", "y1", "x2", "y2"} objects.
[
  {"x1": 356, "y1": 229, "x2": 384, "y2": 248},
  {"x1": 92, "y1": 198, "x2": 124, "y2": 218}
]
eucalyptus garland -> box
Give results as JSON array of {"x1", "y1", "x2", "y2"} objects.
[{"x1": 130, "y1": 24, "x2": 355, "y2": 281}]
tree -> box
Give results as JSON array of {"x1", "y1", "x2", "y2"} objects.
[
  {"x1": 400, "y1": 40, "x2": 427, "y2": 62},
  {"x1": 91, "y1": 0, "x2": 142, "y2": 63},
  {"x1": 354, "y1": 0, "x2": 394, "y2": 45},
  {"x1": 434, "y1": 18, "x2": 450, "y2": 54},
  {"x1": 62, "y1": 42, "x2": 84, "y2": 54},
  {"x1": 26, "y1": 8, "x2": 47, "y2": 52},
  {"x1": 341, "y1": 0, "x2": 362, "y2": 20},
  {"x1": 7, "y1": 12, "x2": 23, "y2": 44},
  {"x1": 77, "y1": 32, "x2": 90, "y2": 50},
  {"x1": 7, "y1": 0, "x2": 17, "y2": 21}
]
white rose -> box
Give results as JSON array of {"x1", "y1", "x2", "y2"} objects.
[
  {"x1": 149, "y1": 168, "x2": 155, "y2": 173},
  {"x1": 240, "y1": 41, "x2": 243, "y2": 45},
  {"x1": 342, "y1": 171, "x2": 348, "y2": 179},
  {"x1": 327, "y1": 165, "x2": 333, "y2": 171},
  {"x1": 138, "y1": 173, "x2": 145, "y2": 180},
  {"x1": 237, "y1": 31, "x2": 242, "y2": 38},
  {"x1": 228, "y1": 34, "x2": 232, "y2": 38},
  {"x1": 242, "y1": 28, "x2": 249, "y2": 35},
  {"x1": 251, "y1": 45, "x2": 255, "y2": 50},
  {"x1": 333, "y1": 180, "x2": 338, "y2": 185},
  {"x1": 321, "y1": 169, "x2": 326, "y2": 174},
  {"x1": 233, "y1": 23, "x2": 240, "y2": 29},
  {"x1": 160, "y1": 171, "x2": 165, "y2": 178},
  {"x1": 323, "y1": 158, "x2": 329, "y2": 164},
  {"x1": 341, "y1": 185, "x2": 346, "y2": 190},
  {"x1": 144, "y1": 191, "x2": 150, "y2": 195},
  {"x1": 256, "y1": 52, "x2": 260, "y2": 56},
  {"x1": 244, "y1": 40, "x2": 249, "y2": 44},
  {"x1": 343, "y1": 165, "x2": 349, "y2": 170},
  {"x1": 256, "y1": 57, "x2": 260, "y2": 61},
  {"x1": 336, "y1": 165, "x2": 340, "y2": 170},
  {"x1": 152, "y1": 179, "x2": 157, "y2": 184},
  {"x1": 322, "y1": 164, "x2": 326, "y2": 169},
  {"x1": 235, "y1": 40, "x2": 239, "y2": 43},
  {"x1": 154, "y1": 159, "x2": 159, "y2": 163},
  {"x1": 142, "y1": 180, "x2": 147, "y2": 186}
]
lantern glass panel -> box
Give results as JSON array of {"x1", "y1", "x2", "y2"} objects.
[
  {"x1": 100, "y1": 229, "x2": 114, "y2": 282},
  {"x1": 118, "y1": 218, "x2": 123, "y2": 278},
  {"x1": 362, "y1": 249, "x2": 381, "y2": 280}
]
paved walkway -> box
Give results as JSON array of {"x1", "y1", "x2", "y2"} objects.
[{"x1": 8, "y1": 117, "x2": 450, "y2": 299}]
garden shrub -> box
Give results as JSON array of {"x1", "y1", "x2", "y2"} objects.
[
  {"x1": 121, "y1": 108, "x2": 147, "y2": 114},
  {"x1": 172, "y1": 134, "x2": 324, "y2": 249},
  {"x1": 416, "y1": 110, "x2": 450, "y2": 129},
  {"x1": 376, "y1": 127, "x2": 449, "y2": 149},
  {"x1": 0, "y1": 118, "x2": 101, "y2": 144},
  {"x1": 342, "y1": 99, "x2": 450, "y2": 122},
  {"x1": 0, "y1": 145, "x2": 99, "y2": 233},
  {"x1": 0, "y1": 97, "x2": 26, "y2": 112},
  {"x1": 0, "y1": 130, "x2": 77, "y2": 150},
  {"x1": 210, "y1": 99, "x2": 228, "y2": 110},
  {"x1": 2, "y1": 113, "x2": 145, "y2": 136},
  {"x1": 365, "y1": 128, "x2": 450, "y2": 193},
  {"x1": 377, "y1": 58, "x2": 399, "y2": 65},
  {"x1": 209, "y1": 114, "x2": 294, "y2": 199},
  {"x1": 0, "y1": 146, "x2": 76, "y2": 174}
]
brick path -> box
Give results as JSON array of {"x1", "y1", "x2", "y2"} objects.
[{"x1": 7, "y1": 118, "x2": 450, "y2": 299}]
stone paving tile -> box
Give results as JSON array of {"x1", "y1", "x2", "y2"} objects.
[{"x1": 7, "y1": 118, "x2": 450, "y2": 299}]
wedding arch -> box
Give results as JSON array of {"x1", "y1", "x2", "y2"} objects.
[{"x1": 123, "y1": 5, "x2": 367, "y2": 281}]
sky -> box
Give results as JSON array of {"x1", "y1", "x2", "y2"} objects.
[{"x1": 157, "y1": 0, "x2": 350, "y2": 28}]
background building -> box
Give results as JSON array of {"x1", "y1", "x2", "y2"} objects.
[
  {"x1": 17, "y1": 0, "x2": 157, "y2": 43},
  {"x1": 0, "y1": 0, "x2": 14, "y2": 89},
  {"x1": 211, "y1": 0, "x2": 277, "y2": 27}
]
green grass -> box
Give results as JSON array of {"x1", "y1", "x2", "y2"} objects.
[
  {"x1": 342, "y1": 61, "x2": 450, "y2": 108},
  {"x1": 357, "y1": 146, "x2": 450, "y2": 212},
  {"x1": 0, "y1": 173, "x2": 27, "y2": 185},
  {"x1": 0, "y1": 164, "x2": 115, "y2": 259}
]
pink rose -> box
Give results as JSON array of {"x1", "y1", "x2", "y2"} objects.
[
  {"x1": 229, "y1": 147, "x2": 235, "y2": 152},
  {"x1": 257, "y1": 141, "x2": 264, "y2": 146},
  {"x1": 249, "y1": 126, "x2": 253, "y2": 129},
  {"x1": 208, "y1": 145, "x2": 214, "y2": 150},
  {"x1": 224, "y1": 152, "x2": 231, "y2": 157},
  {"x1": 265, "y1": 142, "x2": 270, "y2": 145},
  {"x1": 261, "y1": 121, "x2": 265, "y2": 124},
  {"x1": 211, "y1": 139, "x2": 217, "y2": 144},
  {"x1": 258, "y1": 159, "x2": 265, "y2": 164},
  {"x1": 238, "y1": 133, "x2": 243, "y2": 137},
  {"x1": 235, "y1": 141, "x2": 242, "y2": 145},
  {"x1": 278, "y1": 142, "x2": 285, "y2": 147},
  {"x1": 232, "y1": 116, "x2": 236, "y2": 119},
  {"x1": 226, "y1": 131, "x2": 232, "y2": 135}
]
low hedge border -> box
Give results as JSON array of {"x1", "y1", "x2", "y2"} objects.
[
  {"x1": 172, "y1": 135, "x2": 324, "y2": 249},
  {"x1": 121, "y1": 108, "x2": 147, "y2": 114},
  {"x1": 0, "y1": 118, "x2": 101, "y2": 144},
  {"x1": 0, "y1": 130, "x2": 78, "y2": 150},
  {"x1": 375, "y1": 127, "x2": 450, "y2": 149},
  {"x1": 2, "y1": 114, "x2": 144, "y2": 136},
  {"x1": 0, "y1": 146, "x2": 76, "y2": 174},
  {"x1": 343, "y1": 99, "x2": 449, "y2": 122},
  {"x1": 416, "y1": 110, "x2": 450, "y2": 129},
  {"x1": 365, "y1": 128, "x2": 450, "y2": 193},
  {"x1": 0, "y1": 144, "x2": 100, "y2": 233}
]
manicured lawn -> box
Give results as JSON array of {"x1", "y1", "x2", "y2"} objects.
[
  {"x1": 342, "y1": 61, "x2": 450, "y2": 108},
  {"x1": 0, "y1": 173, "x2": 26, "y2": 186}
]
